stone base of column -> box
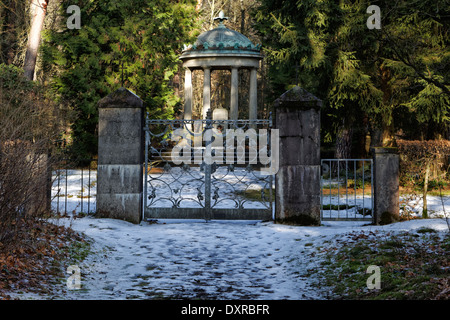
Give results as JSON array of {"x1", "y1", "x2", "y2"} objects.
[
  {"x1": 275, "y1": 165, "x2": 321, "y2": 226},
  {"x1": 372, "y1": 147, "x2": 400, "y2": 225},
  {"x1": 97, "y1": 88, "x2": 144, "y2": 224}
]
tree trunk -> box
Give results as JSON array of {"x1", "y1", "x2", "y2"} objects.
[
  {"x1": 334, "y1": 126, "x2": 353, "y2": 174},
  {"x1": 240, "y1": 0, "x2": 245, "y2": 33},
  {"x1": 335, "y1": 126, "x2": 353, "y2": 159},
  {"x1": 381, "y1": 119, "x2": 396, "y2": 147},
  {"x1": 379, "y1": 64, "x2": 396, "y2": 147},
  {"x1": 23, "y1": 0, "x2": 47, "y2": 81},
  {"x1": 423, "y1": 160, "x2": 430, "y2": 218}
]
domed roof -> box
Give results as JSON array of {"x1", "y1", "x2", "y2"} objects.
[
  {"x1": 192, "y1": 24, "x2": 260, "y2": 52},
  {"x1": 180, "y1": 11, "x2": 261, "y2": 58}
]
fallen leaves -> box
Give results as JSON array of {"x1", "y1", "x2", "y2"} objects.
[{"x1": 0, "y1": 221, "x2": 87, "y2": 300}]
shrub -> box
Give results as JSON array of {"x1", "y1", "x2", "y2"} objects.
[
  {"x1": 397, "y1": 139, "x2": 450, "y2": 186},
  {"x1": 0, "y1": 64, "x2": 62, "y2": 248}
]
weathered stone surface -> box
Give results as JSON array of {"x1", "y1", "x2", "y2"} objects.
[
  {"x1": 97, "y1": 88, "x2": 144, "y2": 224},
  {"x1": 275, "y1": 107, "x2": 320, "y2": 138},
  {"x1": 372, "y1": 147, "x2": 399, "y2": 225},
  {"x1": 273, "y1": 86, "x2": 322, "y2": 110},
  {"x1": 97, "y1": 165, "x2": 143, "y2": 194},
  {"x1": 274, "y1": 86, "x2": 322, "y2": 226},
  {"x1": 275, "y1": 165, "x2": 321, "y2": 226},
  {"x1": 98, "y1": 107, "x2": 144, "y2": 165},
  {"x1": 97, "y1": 193, "x2": 142, "y2": 224},
  {"x1": 279, "y1": 136, "x2": 320, "y2": 166},
  {"x1": 98, "y1": 87, "x2": 143, "y2": 109}
]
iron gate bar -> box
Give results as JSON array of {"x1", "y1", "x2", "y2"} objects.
[
  {"x1": 52, "y1": 159, "x2": 97, "y2": 215},
  {"x1": 143, "y1": 114, "x2": 274, "y2": 221},
  {"x1": 320, "y1": 159, "x2": 373, "y2": 221}
]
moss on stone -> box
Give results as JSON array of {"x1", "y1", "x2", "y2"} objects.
[
  {"x1": 276, "y1": 214, "x2": 320, "y2": 226},
  {"x1": 379, "y1": 211, "x2": 399, "y2": 225}
]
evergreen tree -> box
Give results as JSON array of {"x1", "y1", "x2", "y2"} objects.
[
  {"x1": 42, "y1": 0, "x2": 199, "y2": 159},
  {"x1": 254, "y1": 0, "x2": 449, "y2": 154}
]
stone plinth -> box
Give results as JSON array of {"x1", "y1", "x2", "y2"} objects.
[
  {"x1": 372, "y1": 147, "x2": 400, "y2": 225},
  {"x1": 97, "y1": 88, "x2": 144, "y2": 224},
  {"x1": 274, "y1": 86, "x2": 322, "y2": 226}
]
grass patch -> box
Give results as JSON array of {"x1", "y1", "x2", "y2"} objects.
[
  {"x1": 63, "y1": 237, "x2": 92, "y2": 263},
  {"x1": 318, "y1": 231, "x2": 450, "y2": 300},
  {"x1": 0, "y1": 220, "x2": 92, "y2": 299}
]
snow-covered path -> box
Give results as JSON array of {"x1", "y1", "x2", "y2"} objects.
[
  {"x1": 42, "y1": 217, "x2": 448, "y2": 300},
  {"x1": 59, "y1": 218, "x2": 329, "y2": 300},
  {"x1": 43, "y1": 169, "x2": 450, "y2": 300}
]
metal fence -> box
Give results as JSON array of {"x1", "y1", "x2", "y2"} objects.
[
  {"x1": 52, "y1": 158, "x2": 98, "y2": 215},
  {"x1": 50, "y1": 154, "x2": 374, "y2": 221},
  {"x1": 320, "y1": 159, "x2": 373, "y2": 221},
  {"x1": 144, "y1": 116, "x2": 275, "y2": 221}
]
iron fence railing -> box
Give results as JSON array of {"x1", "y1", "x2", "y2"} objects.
[
  {"x1": 320, "y1": 159, "x2": 373, "y2": 221},
  {"x1": 52, "y1": 158, "x2": 97, "y2": 215}
]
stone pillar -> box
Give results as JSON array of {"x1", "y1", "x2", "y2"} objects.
[
  {"x1": 184, "y1": 68, "x2": 192, "y2": 120},
  {"x1": 97, "y1": 88, "x2": 144, "y2": 224},
  {"x1": 202, "y1": 67, "x2": 211, "y2": 119},
  {"x1": 274, "y1": 86, "x2": 321, "y2": 226},
  {"x1": 230, "y1": 67, "x2": 239, "y2": 120},
  {"x1": 249, "y1": 68, "x2": 258, "y2": 122},
  {"x1": 372, "y1": 147, "x2": 400, "y2": 225}
]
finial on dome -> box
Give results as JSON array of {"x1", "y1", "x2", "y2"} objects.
[{"x1": 213, "y1": 10, "x2": 228, "y2": 27}]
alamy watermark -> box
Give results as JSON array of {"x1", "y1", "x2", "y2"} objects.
[
  {"x1": 66, "y1": 265, "x2": 81, "y2": 290},
  {"x1": 170, "y1": 127, "x2": 279, "y2": 175},
  {"x1": 65, "y1": 4, "x2": 380, "y2": 31},
  {"x1": 366, "y1": 265, "x2": 381, "y2": 289},
  {"x1": 367, "y1": 5, "x2": 381, "y2": 29},
  {"x1": 67, "y1": 5, "x2": 81, "y2": 29}
]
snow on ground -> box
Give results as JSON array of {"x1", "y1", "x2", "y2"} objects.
[
  {"x1": 12, "y1": 217, "x2": 449, "y2": 300},
  {"x1": 52, "y1": 169, "x2": 97, "y2": 214},
  {"x1": 35, "y1": 169, "x2": 450, "y2": 300}
]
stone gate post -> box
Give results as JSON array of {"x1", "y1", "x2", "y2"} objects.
[
  {"x1": 274, "y1": 86, "x2": 322, "y2": 225},
  {"x1": 372, "y1": 147, "x2": 400, "y2": 225},
  {"x1": 97, "y1": 88, "x2": 144, "y2": 224}
]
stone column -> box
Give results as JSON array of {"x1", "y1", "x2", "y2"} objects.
[
  {"x1": 230, "y1": 67, "x2": 239, "y2": 120},
  {"x1": 97, "y1": 88, "x2": 144, "y2": 224},
  {"x1": 184, "y1": 68, "x2": 192, "y2": 120},
  {"x1": 274, "y1": 86, "x2": 322, "y2": 226},
  {"x1": 202, "y1": 67, "x2": 211, "y2": 120},
  {"x1": 372, "y1": 147, "x2": 400, "y2": 225},
  {"x1": 249, "y1": 68, "x2": 258, "y2": 122}
]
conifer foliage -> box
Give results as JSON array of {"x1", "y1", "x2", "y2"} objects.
[
  {"x1": 42, "y1": 0, "x2": 199, "y2": 159},
  {"x1": 254, "y1": 0, "x2": 449, "y2": 152}
]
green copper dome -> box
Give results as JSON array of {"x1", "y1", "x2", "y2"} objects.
[
  {"x1": 191, "y1": 24, "x2": 261, "y2": 52},
  {"x1": 181, "y1": 11, "x2": 261, "y2": 57}
]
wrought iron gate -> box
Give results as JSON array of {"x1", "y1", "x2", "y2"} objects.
[
  {"x1": 143, "y1": 113, "x2": 275, "y2": 221},
  {"x1": 321, "y1": 159, "x2": 373, "y2": 221}
]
